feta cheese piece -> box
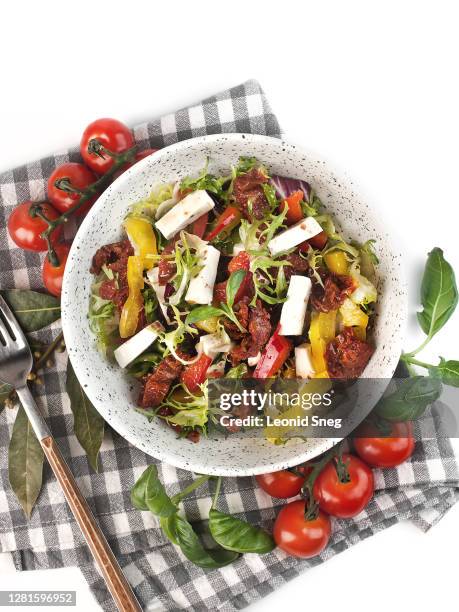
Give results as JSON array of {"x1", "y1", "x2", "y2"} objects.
[
  {"x1": 268, "y1": 217, "x2": 323, "y2": 255},
  {"x1": 146, "y1": 267, "x2": 172, "y2": 324},
  {"x1": 295, "y1": 343, "x2": 315, "y2": 378},
  {"x1": 114, "y1": 324, "x2": 160, "y2": 368},
  {"x1": 155, "y1": 190, "x2": 215, "y2": 240},
  {"x1": 247, "y1": 351, "x2": 261, "y2": 367},
  {"x1": 279, "y1": 275, "x2": 312, "y2": 335},
  {"x1": 185, "y1": 243, "x2": 220, "y2": 305},
  {"x1": 197, "y1": 332, "x2": 233, "y2": 359},
  {"x1": 232, "y1": 242, "x2": 245, "y2": 256}
]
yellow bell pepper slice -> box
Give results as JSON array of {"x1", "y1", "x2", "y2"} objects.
[
  {"x1": 123, "y1": 216, "x2": 157, "y2": 269},
  {"x1": 309, "y1": 310, "x2": 337, "y2": 374},
  {"x1": 195, "y1": 316, "x2": 220, "y2": 333},
  {"x1": 324, "y1": 251, "x2": 349, "y2": 275},
  {"x1": 339, "y1": 298, "x2": 368, "y2": 340},
  {"x1": 119, "y1": 256, "x2": 144, "y2": 338},
  {"x1": 340, "y1": 298, "x2": 369, "y2": 328}
]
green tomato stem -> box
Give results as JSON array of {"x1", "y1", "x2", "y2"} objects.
[
  {"x1": 212, "y1": 476, "x2": 222, "y2": 509},
  {"x1": 33, "y1": 144, "x2": 137, "y2": 267}
]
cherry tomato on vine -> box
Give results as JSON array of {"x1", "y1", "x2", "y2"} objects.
[
  {"x1": 80, "y1": 118, "x2": 134, "y2": 174},
  {"x1": 354, "y1": 421, "x2": 415, "y2": 468},
  {"x1": 42, "y1": 243, "x2": 70, "y2": 297},
  {"x1": 47, "y1": 162, "x2": 97, "y2": 215},
  {"x1": 313, "y1": 453, "x2": 374, "y2": 519},
  {"x1": 256, "y1": 466, "x2": 311, "y2": 499},
  {"x1": 273, "y1": 500, "x2": 331, "y2": 558},
  {"x1": 8, "y1": 201, "x2": 62, "y2": 252}
]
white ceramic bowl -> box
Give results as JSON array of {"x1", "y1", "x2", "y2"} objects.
[{"x1": 62, "y1": 134, "x2": 407, "y2": 476}]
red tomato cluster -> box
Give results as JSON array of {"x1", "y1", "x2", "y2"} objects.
[
  {"x1": 256, "y1": 424, "x2": 415, "y2": 558},
  {"x1": 7, "y1": 118, "x2": 158, "y2": 297}
]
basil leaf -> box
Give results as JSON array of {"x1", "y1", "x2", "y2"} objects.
[
  {"x1": 172, "y1": 513, "x2": 239, "y2": 568},
  {"x1": 375, "y1": 376, "x2": 442, "y2": 421},
  {"x1": 431, "y1": 358, "x2": 459, "y2": 387},
  {"x1": 130, "y1": 465, "x2": 177, "y2": 517},
  {"x1": 417, "y1": 248, "x2": 458, "y2": 340},
  {"x1": 186, "y1": 306, "x2": 223, "y2": 326},
  {"x1": 66, "y1": 360, "x2": 105, "y2": 472},
  {"x1": 160, "y1": 513, "x2": 179, "y2": 545},
  {"x1": 209, "y1": 509, "x2": 275, "y2": 554},
  {"x1": 1, "y1": 290, "x2": 61, "y2": 332},
  {"x1": 8, "y1": 405, "x2": 44, "y2": 518},
  {"x1": 226, "y1": 270, "x2": 246, "y2": 308}
]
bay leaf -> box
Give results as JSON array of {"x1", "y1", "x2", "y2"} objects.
[
  {"x1": 8, "y1": 405, "x2": 44, "y2": 518},
  {"x1": 0, "y1": 381, "x2": 13, "y2": 411},
  {"x1": 1, "y1": 289, "x2": 61, "y2": 332},
  {"x1": 66, "y1": 360, "x2": 104, "y2": 471}
]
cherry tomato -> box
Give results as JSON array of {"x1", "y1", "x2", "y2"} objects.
[
  {"x1": 256, "y1": 466, "x2": 311, "y2": 499},
  {"x1": 47, "y1": 163, "x2": 97, "y2": 215},
  {"x1": 80, "y1": 118, "x2": 134, "y2": 174},
  {"x1": 42, "y1": 243, "x2": 70, "y2": 297},
  {"x1": 354, "y1": 421, "x2": 415, "y2": 468},
  {"x1": 8, "y1": 201, "x2": 62, "y2": 252},
  {"x1": 273, "y1": 500, "x2": 331, "y2": 558},
  {"x1": 313, "y1": 453, "x2": 374, "y2": 518}
]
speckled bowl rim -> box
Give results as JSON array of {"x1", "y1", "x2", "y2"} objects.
[{"x1": 62, "y1": 133, "x2": 407, "y2": 476}]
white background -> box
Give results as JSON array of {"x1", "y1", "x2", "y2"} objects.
[{"x1": 1, "y1": 0, "x2": 459, "y2": 610}]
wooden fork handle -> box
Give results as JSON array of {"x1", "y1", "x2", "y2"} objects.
[{"x1": 41, "y1": 436, "x2": 142, "y2": 612}]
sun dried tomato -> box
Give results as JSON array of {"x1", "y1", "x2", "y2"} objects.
[
  {"x1": 311, "y1": 273, "x2": 355, "y2": 312},
  {"x1": 325, "y1": 327, "x2": 374, "y2": 379},
  {"x1": 232, "y1": 167, "x2": 270, "y2": 220}
]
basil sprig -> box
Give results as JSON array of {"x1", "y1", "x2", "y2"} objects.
[
  {"x1": 131, "y1": 467, "x2": 275, "y2": 568},
  {"x1": 417, "y1": 248, "x2": 458, "y2": 342},
  {"x1": 185, "y1": 270, "x2": 247, "y2": 333},
  {"x1": 401, "y1": 247, "x2": 459, "y2": 388}
]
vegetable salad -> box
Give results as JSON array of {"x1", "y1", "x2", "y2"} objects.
[{"x1": 88, "y1": 157, "x2": 378, "y2": 441}]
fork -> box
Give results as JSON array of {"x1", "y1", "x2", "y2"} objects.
[{"x1": 0, "y1": 295, "x2": 142, "y2": 612}]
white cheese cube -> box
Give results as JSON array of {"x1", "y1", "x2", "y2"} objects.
[
  {"x1": 232, "y1": 242, "x2": 245, "y2": 255},
  {"x1": 279, "y1": 275, "x2": 312, "y2": 335},
  {"x1": 114, "y1": 324, "x2": 159, "y2": 368},
  {"x1": 295, "y1": 343, "x2": 316, "y2": 378},
  {"x1": 185, "y1": 244, "x2": 220, "y2": 305},
  {"x1": 155, "y1": 190, "x2": 215, "y2": 240},
  {"x1": 247, "y1": 351, "x2": 261, "y2": 367},
  {"x1": 268, "y1": 217, "x2": 322, "y2": 255},
  {"x1": 197, "y1": 332, "x2": 233, "y2": 359}
]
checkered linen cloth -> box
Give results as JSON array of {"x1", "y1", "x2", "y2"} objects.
[{"x1": 1, "y1": 80, "x2": 458, "y2": 611}]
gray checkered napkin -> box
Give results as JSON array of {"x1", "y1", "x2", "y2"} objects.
[{"x1": 1, "y1": 80, "x2": 458, "y2": 611}]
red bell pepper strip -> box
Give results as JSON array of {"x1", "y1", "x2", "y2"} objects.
[
  {"x1": 253, "y1": 325, "x2": 292, "y2": 379},
  {"x1": 190, "y1": 212, "x2": 208, "y2": 239},
  {"x1": 281, "y1": 190, "x2": 304, "y2": 225},
  {"x1": 308, "y1": 230, "x2": 328, "y2": 250},
  {"x1": 181, "y1": 354, "x2": 213, "y2": 393},
  {"x1": 205, "y1": 206, "x2": 242, "y2": 241}
]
